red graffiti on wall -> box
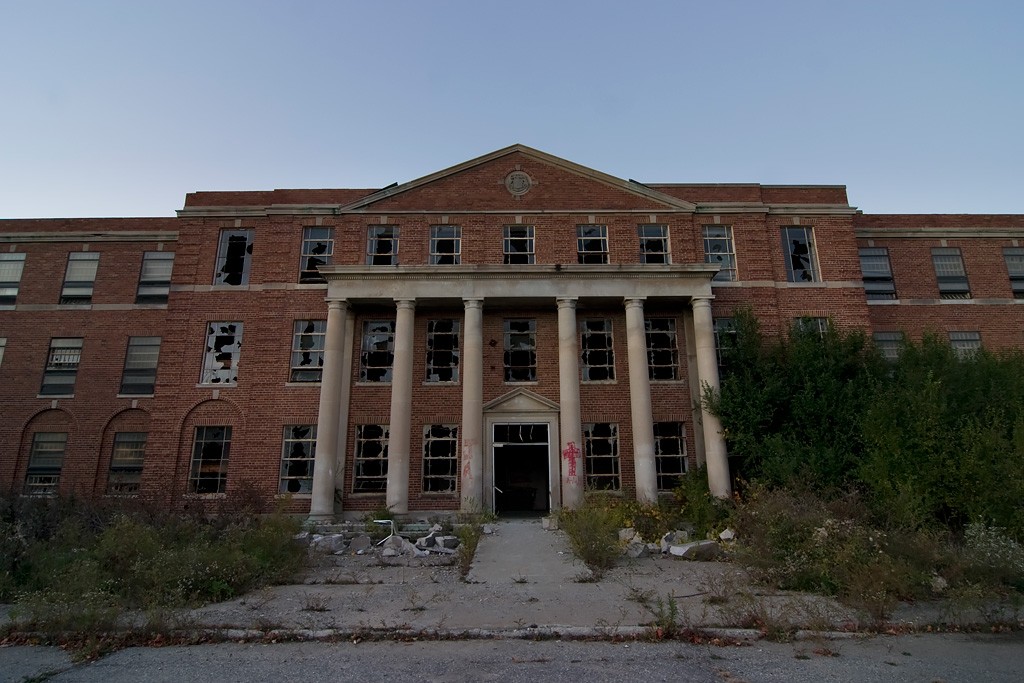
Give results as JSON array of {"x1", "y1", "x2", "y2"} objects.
[{"x1": 563, "y1": 441, "x2": 580, "y2": 482}]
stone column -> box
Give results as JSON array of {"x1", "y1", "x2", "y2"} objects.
[
  {"x1": 386, "y1": 299, "x2": 416, "y2": 514},
  {"x1": 692, "y1": 296, "x2": 732, "y2": 498},
  {"x1": 557, "y1": 297, "x2": 584, "y2": 509},
  {"x1": 309, "y1": 299, "x2": 349, "y2": 520},
  {"x1": 460, "y1": 298, "x2": 484, "y2": 512},
  {"x1": 624, "y1": 297, "x2": 658, "y2": 504}
]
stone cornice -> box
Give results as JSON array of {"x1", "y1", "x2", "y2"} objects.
[
  {"x1": 857, "y1": 227, "x2": 1024, "y2": 239},
  {"x1": 0, "y1": 231, "x2": 178, "y2": 243}
]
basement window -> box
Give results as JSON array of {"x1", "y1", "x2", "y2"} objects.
[
  {"x1": 581, "y1": 319, "x2": 615, "y2": 381},
  {"x1": 423, "y1": 424, "x2": 458, "y2": 493},
  {"x1": 189, "y1": 426, "x2": 231, "y2": 494},
  {"x1": 644, "y1": 318, "x2": 678, "y2": 380},
  {"x1": 214, "y1": 229, "x2": 253, "y2": 286},
  {"x1": 504, "y1": 319, "x2": 537, "y2": 382},
  {"x1": 425, "y1": 319, "x2": 460, "y2": 382},
  {"x1": 25, "y1": 432, "x2": 66, "y2": 496},
  {"x1": 300, "y1": 227, "x2": 333, "y2": 283},
  {"x1": 280, "y1": 425, "x2": 316, "y2": 494},
  {"x1": 108, "y1": 432, "x2": 146, "y2": 495},
  {"x1": 353, "y1": 424, "x2": 389, "y2": 492},
  {"x1": 583, "y1": 423, "x2": 620, "y2": 491},
  {"x1": 60, "y1": 252, "x2": 99, "y2": 305},
  {"x1": 201, "y1": 322, "x2": 243, "y2": 385},
  {"x1": 654, "y1": 422, "x2": 687, "y2": 491}
]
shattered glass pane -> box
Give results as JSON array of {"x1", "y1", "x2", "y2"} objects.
[
  {"x1": 215, "y1": 230, "x2": 253, "y2": 286},
  {"x1": 201, "y1": 322, "x2": 242, "y2": 384}
]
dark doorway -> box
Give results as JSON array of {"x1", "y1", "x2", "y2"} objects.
[{"x1": 493, "y1": 423, "x2": 549, "y2": 515}]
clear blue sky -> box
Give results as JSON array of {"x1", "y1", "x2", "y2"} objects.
[{"x1": 1, "y1": 1, "x2": 1021, "y2": 218}]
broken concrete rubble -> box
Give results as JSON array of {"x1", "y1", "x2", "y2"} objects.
[{"x1": 669, "y1": 540, "x2": 723, "y2": 561}]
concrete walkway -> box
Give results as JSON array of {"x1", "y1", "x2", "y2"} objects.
[{"x1": 466, "y1": 517, "x2": 585, "y2": 585}]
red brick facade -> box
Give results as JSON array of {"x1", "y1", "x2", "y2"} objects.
[{"x1": 1, "y1": 145, "x2": 1021, "y2": 516}]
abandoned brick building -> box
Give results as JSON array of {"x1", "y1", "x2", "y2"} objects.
[{"x1": 2, "y1": 144, "x2": 1023, "y2": 518}]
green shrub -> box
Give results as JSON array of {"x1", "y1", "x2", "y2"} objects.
[{"x1": 558, "y1": 495, "x2": 622, "y2": 577}]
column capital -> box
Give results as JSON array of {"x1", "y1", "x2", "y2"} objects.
[
  {"x1": 623, "y1": 296, "x2": 646, "y2": 311},
  {"x1": 556, "y1": 297, "x2": 579, "y2": 310},
  {"x1": 691, "y1": 296, "x2": 715, "y2": 311},
  {"x1": 463, "y1": 297, "x2": 484, "y2": 309},
  {"x1": 326, "y1": 299, "x2": 350, "y2": 311},
  {"x1": 395, "y1": 298, "x2": 417, "y2": 311}
]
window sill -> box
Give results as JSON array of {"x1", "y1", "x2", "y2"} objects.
[
  {"x1": 354, "y1": 382, "x2": 392, "y2": 387},
  {"x1": 649, "y1": 379, "x2": 686, "y2": 385},
  {"x1": 183, "y1": 493, "x2": 227, "y2": 499},
  {"x1": 195, "y1": 383, "x2": 237, "y2": 389},
  {"x1": 504, "y1": 381, "x2": 539, "y2": 385},
  {"x1": 57, "y1": 304, "x2": 93, "y2": 310},
  {"x1": 276, "y1": 493, "x2": 312, "y2": 499},
  {"x1": 116, "y1": 393, "x2": 155, "y2": 399},
  {"x1": 422, "y1": 381, "x2": 460, "y2": 387},
  {"x1": 37, "y1": 394, "x2": 74, "y2": 399},
  {"x1": 285, "y1": 382, "x2": 322, "y2": 388},
  {"x1": 581, "y1": 379, "x2": 617, "y2": 385}
]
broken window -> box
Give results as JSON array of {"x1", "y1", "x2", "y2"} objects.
[
  {"x1": 291, "y1": 320, "x2": 325, "y2": 382},
  {"x1": 423, "y1": 424, "x2": 458, "y2": 493},
  {"x1": 504, "y1": 319, "x2": 537, "y2": 382},
  {"x1": 430, "y1": 225, "x2": 461, "y2": 265},
  {"x1": 0, "y1": 253, "x2": 26, "y2": 306},
  {"x1": 108, "y1": 432, "x2": 146, "y2": 495},
  {"x1": 859, "y1": 247, "x2": 897, "y2": 300},
  {"x1": 503, "y1": 226, "x2": 535, "y2": 264},
  {"x1": 25, "y1": 432, "x2": 66, "y2": 496},
  {"x1": 214, "y1": 229, "x2": 253, "y2": 286},
  {"x1": 644, "y1": 318, "x2": 678, "y2": 381},
  {"x1": 189, "y1": 426, "x2": 231, "y2": 494},
  {"x1": 713, "y1": 317, "x2": 736, "y2": 372},
  {"x1": 201, "y1": 322, "x2": 243, "y2": 385},
  {"x1": 583, "y1": 422, "x2": 620, "y2": 490},
  {"x1": 280, "y1": 425, "x2": 316, "y2": 494},
  {"x1": 703, "y1": 226, "x2": 736, "y2": 281},
  {"x1": 654, "y1": 422, "x2": 687, "y2": 491},
  {"x1": 136, "y1": 251, "x2": 174, "y2": 304},
  {"x1": 425, "y1": 319, "x2": 460, "y2": 382},
  {"x1": 353, "y1": 424, "x2": 389, "y2": 492},
  {"x1": 40, "y1": 338, "x2": 83, "y2": 395},
  {"x1": 932, "y1": 248, "x2": 970, "y2": 299},
  {"x1": 794, "y1": 317, "x2": 829, "y2": 338},
  {"x1": 120, "y1": 336, "x2": 161, "y2": 395},
  {"x1": 782, "y1": 226, "x2": 819, "y2": 283},
  {"x1": 367, "y1": 226, "x2": 399, "y2": 266},
  {"x1": 300, "y1": 227, "x2": 333, "y2": 283},
  {"x1": 873, "y1": 331, "x2": 904, "y2": 361},
  {"x1": 949, "y1": 331, "x2": 982, "y2": 358},
  {"x1": 1004, "y1": 248, "x2": 1024, "y2": 299},
  {"x1": 581, "y1": 319, "x2": 615, "y2": 381},
  {"x1": 638, "y1": 225, "x2": 669, "y2": 264},
  {"x1": 360, "y1": 320, "x2": 395, "y2": 382},
  {"x1": 60, "y1": 252, "x2": 99, "y2": 305},
  {"x1": 577, "y1": 225, "x2": 608, "y2": 264}
]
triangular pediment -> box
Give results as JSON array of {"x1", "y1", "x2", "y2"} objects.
[
  {"x1": 339, "y1": 144, "x2": 696, "y2": 213},
  {"x1": 483, "y1": 388, "x2": 560, "y2": 413}
]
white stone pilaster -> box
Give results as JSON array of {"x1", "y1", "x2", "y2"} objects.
[{"x1": 624, "y1": 297, "x2": 657, "y2": 504}]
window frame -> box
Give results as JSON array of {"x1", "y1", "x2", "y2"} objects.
[
  {"x1": 214, "y1": 229, "x2": 253, "y2": 286},
  {"x1": 931, "y1": 247, "x2": 971, "y2": 299},
  {"x1": 583, "y1": 422, "x2": 620, "y2": 491},
  {"x1": 703, "y1": 225, "x2": 736, "y2": 281},
  {"x1": 291, "y1": 320, "x2": 326, "y2": 383},
  {"x1": 782, "y1": 226, "x2": 820, "y2": 283},
  {"x1": 136, "y1": 251, "x2": 174, "y2": 304},
  {"x1": 189, "y1": 425, "x2": 232, "y2": 495},
  {"x1": 425, "y1": 319, "x2": 460, "y2": 383},
  {"x1": 503, "y1": 226, "x2": 535, "y2": 265},
  {"x1": 353, "y1": 424, "x2": 389, "y2": 492},
  {"x1": 280, "y1": 425, "x2": 317, "y2": 494},
  {"x1": 108, "y1": 431, "x2": 147, "y2": 495},
  {"x1": 873, "y1": 331, "x2": 905, "y2": 361},
  {"x1": 200, "y1": 322, "x2": 243, "y2": 385},
  {"x1": 366, "y1": 226, "x2": 400, "y2": 266},
  {"x1": 0, "y1": 253, "x2": 26, "y2": 306},
  {"x1": 40, "y1": 337, "x2": 83, "y2": 396},
  {"x1": 644, "y1": 318, "x2": 679, "y2": 381},
  {"x1": 654, "y1": 422, "x2": 687, "y2": 491},
  {"x1": 299, "y1": 227, "x2": 334, "y2": 283},
  {"x1": 25, "y1": 432, "x2": 67, "y2": 496},
  {"x1": 859, "y1": 247, "x2": 897, "y2": 300},
  {"x1": 576, "y1": 224, "x2": 609, "y2": 264},
  {"x1": 120, "y1": 336, "x2": 161, "y2": 395},
  {"x1": 429, "y1": 225, "x2": 461, "y2": 265},
  {"x1": 503, "y1": 319, "x2": 537, "y2": 382},
  {"x1": 638, "y1": 224, "x2": 670, "y2": 264},
  {"x1": 581, "y1": 318, "x2": 615, "y2": 382},
  {"x1": 1004, "y1": 247, "x2": 1024, "y2": 299},
  {"x1": 949, "y1": 331, "x2": 982, "y2": 358},
  {"x1": 422, "y1": 424, "x2": 458, "y2": 493},
  {"x1": 359, "y1": 320, "x2": 396, "y2": 382},
  {"x1": 60, "y1": 252, "x2": 100, "y2": 305}
]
